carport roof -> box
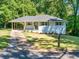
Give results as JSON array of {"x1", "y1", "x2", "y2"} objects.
[{"x1": 10, "y1": 15, "x2": 66, "y2": 22}]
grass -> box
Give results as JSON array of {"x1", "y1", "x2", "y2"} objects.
[
  {"x1": 24, "y1": 32, "x2": 79, "y2": 51},
  {"x1": 60, "y1": 35, "x2": 79, "y2": 50},
  {"x1": 0, "y1": 29, "x2": 10, "y2": 49},
  {"x1": 0, "y1": 29, "x2": 79, "y2": 51}
]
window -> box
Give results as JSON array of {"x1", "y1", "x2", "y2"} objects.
[
  {"x1": 41, "y1": 22, "x2": 48, "y2": 25},
  {"x1": 34, "y1": 22, "x2": 38, "y2": 29},
  {"x1": 44, "y1": 22, "x2": 48, "y2": 25},
  {"x1": 55, "y1": 22, "x2": 62, "y2": 25}
]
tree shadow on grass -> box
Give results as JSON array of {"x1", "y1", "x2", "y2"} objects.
[
  {"x1": 0, "y1": 35, "x2": 10, "y2": 49},
  {"x1": 26, "y1": 34, "x2": 79, "y2": 59},
  {"x1": 60, "y1": 35, "x2": 79, "y2": 48},
  {"x1": 47, "y1": 34, "x2": 79, "y2": 50}
]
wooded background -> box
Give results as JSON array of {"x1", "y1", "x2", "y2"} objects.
[{"x1": 0, "y1": 0, "x2": 79, "y2": 36}]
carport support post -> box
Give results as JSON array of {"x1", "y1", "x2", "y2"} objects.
[
  {"x1": 14, "y1": 22, "x2": 15, "y2": 30},
  {"x1": 23, "y1": 22, "x2": 26, "y2": 31},
  {"x1": 12, "y1": 22, "x2": 13, "y2": 30},
  {"x1": 33, "y1": 22, "x2": 35, "y2": 30}
]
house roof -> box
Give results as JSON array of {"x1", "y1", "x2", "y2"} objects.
[{"x1": 10, "y1": 15, "x2": 66, "y2": 22}]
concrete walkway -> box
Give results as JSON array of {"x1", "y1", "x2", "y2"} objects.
[
  {"x1": 61, "y1": 52, "x2": 79, "y2": 59},
  {"x1": 10, "y1": 30, "x2": 26, "y2": 41},
  {"x1": 0, "y1": 30, "x2": 79, "y2": 59}
]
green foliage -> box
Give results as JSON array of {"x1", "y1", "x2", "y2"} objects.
[
  {"x1": 32, "y1": 0, "x2": 67, "y2": 19},
  {"x1": 67, "y1": 0, "x2": 79, "y2": 36},
  {"x1": 47, "y1": 0, "x2": 67, "y2": 19},
  {"x1": 0, "y1": 0, "x2": 37, "y2": 28},
  {"x1": 0, "y1": 29, "x2": 10, "y2": 49},
  {"x1": 0, "y1": 36, "x2": 9, "y2": 48}
]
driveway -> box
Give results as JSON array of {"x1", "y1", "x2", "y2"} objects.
[{"x1": 0, "y1": 47, "x2": 79, "y2": 59}]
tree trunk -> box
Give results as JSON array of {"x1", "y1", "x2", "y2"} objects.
[
  {"x1": 71, "y1": 0, "x2": 78, "y2": 36},
  {"x1": 58, "y1": 34, "x2": 61, "y2": 47},
  {"x1": 73, "y1": 16, "x2": 77, "y2": 35}
]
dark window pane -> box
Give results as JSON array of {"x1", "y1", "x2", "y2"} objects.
[
  {"x1": 41, "y1": 22, "x2": 48, "y2": 25},
  {"x1": 27, "y1": 22, "x2": 31, "y2": 25},
  {"x1": 56, "y1": 22, "x2": 62, "y2": 25}
]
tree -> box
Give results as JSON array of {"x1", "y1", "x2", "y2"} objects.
[
  {"x1": 0, "y1": 4, "x2": 12, "y2": 28},
  {"x1": 49, "y1": 0, "x2": 67, "y2": 48},
  {"x1": 68, "y1": 0, "x2": 79, "y2": 35},
  {"x1": 48, "y1": 0, "x2": 67, "y2": 19},
  {"x1": 17, "y1": 0, "x2": 37, "y2": 16},
  {"x1": 0, "y1": 0, "x2": 37, "y2": 28},
  {"x1": 57, "y1": 27, "x2": 64, "y2": 48}
]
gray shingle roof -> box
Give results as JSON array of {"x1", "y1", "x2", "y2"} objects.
[{"x1": 10, "y1": 15, "x2": 64, "y2": 22}]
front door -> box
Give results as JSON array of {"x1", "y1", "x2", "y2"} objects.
[{"x1": 34, "y1": 22, "x2": 38, "y2": 30}]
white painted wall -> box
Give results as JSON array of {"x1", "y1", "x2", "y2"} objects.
[
  {"x1": 25, "y1": 22, "x2": 66, "y2": 34},
  {"x1": 38, "y1": 25, "x2": 66, "y2": 34}
]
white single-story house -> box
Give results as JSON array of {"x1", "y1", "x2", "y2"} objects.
[{"x1": 10, "y1": 15, "x2": 67, "y2": 34}]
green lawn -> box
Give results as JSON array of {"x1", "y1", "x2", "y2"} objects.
[{"x1": 0, "y1": 29, "x2": 10, "y2": 49}]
